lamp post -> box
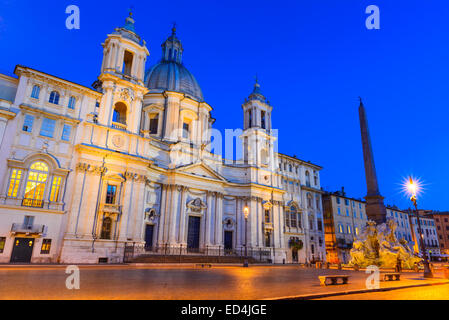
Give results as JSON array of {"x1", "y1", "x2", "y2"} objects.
[
  {"x1": 243, "y1": 205, "x2": 249, "y2": 267},
  {"x1": 407, "y1": 177, "x2": 433, "y2": 278}
]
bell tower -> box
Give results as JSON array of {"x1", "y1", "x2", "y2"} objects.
[
  {"x1": 240, "y1": 79, "x2": 276, "y2": 169},
  {"x1": 96, "y1": 12, "x2": 149, "y2": 134}
]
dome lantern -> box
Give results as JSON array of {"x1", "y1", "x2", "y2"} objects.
[
  {"x1": 145, "y1": 25, "x2": 204, "y2": 102},
  {"x1": 161, "y1": 23, "x2": 183, "y2": 64}
]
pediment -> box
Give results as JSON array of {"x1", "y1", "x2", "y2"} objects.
[{"x1": 177, "y1": 162, "x2": 227, "y2": 182}]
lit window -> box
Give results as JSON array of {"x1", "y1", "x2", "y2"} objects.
[
  {"x1": 31, "y1": 85, "x2": 40, "y2": 99},
  {"x1": 355, "y1": 227, "x2": 359, "y2": 236},
  {"x1": 40, "y1": 239, "x2": 52, "y2": 254},
  {"x1": 61, "y1": 124, "x2": 71, "y2": 141},
  {"x1": 49, "y1": 91, "x2": 60, "y2": 104},
  {"x1": 49, "y1": 176, "x2": 61, "y2": 202},
  {"x1": 23, "y1": 162, "x2": 49, "y2": 207},
  {"x1": 23, "y1": 115, "x2": 34, "y2": 132},
  {"x1": 7, "y1": 169, "x2": 22, "y2": 198},
  {"x1": 40, "y1": 118, "x2": 56, "y2": 138},
  {"x1": 0, "y1": 237, "x2": 5, "y2": 253},
  {"x1": 338, "y1": 224, "x2": 344, "y2": 233},
  {"x1": 68, "y1": 96, "x2": 76, "y2": 109},
  {"x1": 347, "y1": 225, "x2": 352, "y2": 234},
  {"x1": 105, "y1": 185, "x2": 117, "y2": 204}
]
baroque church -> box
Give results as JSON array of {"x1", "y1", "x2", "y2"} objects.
[{"x1": 0, "y1": 13, "x2": 325, "y2": 264}]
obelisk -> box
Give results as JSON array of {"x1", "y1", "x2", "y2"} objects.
[{"x1": 358, "y1": 98, "x2": 387, "y2": 224}]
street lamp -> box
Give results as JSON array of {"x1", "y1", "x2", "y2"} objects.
[
  {"x1": 243, "y1": 205, "x2": 249, "y2": 267},
  {"x1": 407, "y1": 177, "x2": 433, "y2": 278}
]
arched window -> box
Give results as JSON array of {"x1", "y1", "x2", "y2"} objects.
[
  {"x1": 112, "y1": 102, "x2": 127, "y2": 125},
  {"x1": 68, "y1": 96, "x2": 76, "y2": 109},
  {"x1": 31, "y1": 85, "x2": 40, "y2": 99},
  {"x1": 100, "y1": 217, "x2": 112, "y2": 239},
  {"x1": 49, "y1": 91, "x2": 60, "y2": 104},
  {"x1": 23, "y1": 161, "x2": 49, "y2": 207}
]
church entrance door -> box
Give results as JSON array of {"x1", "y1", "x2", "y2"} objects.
[
  {"x1": 224, "y1": 231, "x2": 233, "y2": 251},
  {"x1": 144, "y1": 225, "x2": 154, "y2": 250},
  {"x1": 187, "y1": 216, "x2": 200, "y2": 252}
]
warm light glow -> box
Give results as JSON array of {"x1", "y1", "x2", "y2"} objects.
[
  {"x1": 402, "y1": 175, "x2": 425, "y2": 198},
  {"x1": 243, "y1": 206, "x2": 249, "y2": 219}
]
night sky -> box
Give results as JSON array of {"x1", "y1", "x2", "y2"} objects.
[{"x1": 0, "y1": 0, "x2": 448, "y2": 211}]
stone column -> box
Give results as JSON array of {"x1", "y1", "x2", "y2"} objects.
[
  {"x1": 129, "y1": 176, "x2": 146, "y2": 241},
  {"x1": 215, "y1": 194, "x2": 223, "y2": 246},
  {"x1": 178, "y1": 186, "x2": 187, "y2": 244},
  {"x1": 205, "y1": 191, "x2": 213, "y2": 246},
  {"x1": 67, "y1": 163, "x2": 89, "y2": 237},
  {"x1": 168, "y1": 185, "x2": 180, "y2": 244},
  {"x1": 235, "y1": 197, "x2": 242, "y2": 248},
  {"x1": 162, "y1": 185, "x2": 173, "y2": 244},
  {"x1": 257, "y1": 199, "x2": 263, "y2": 247},
  {"x1": 157, "y1": 184, "x2": 167, "y2": 245},
  {"x1": 80, "y1": 165, "x2": 106, "y2": 238}
]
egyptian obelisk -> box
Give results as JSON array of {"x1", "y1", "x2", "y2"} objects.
[{"x1": 358, "y1": 98, "x2": 387, "y2": 224}]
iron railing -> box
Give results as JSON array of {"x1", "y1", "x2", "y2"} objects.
[{"x1": 123, "y1": 243, "x2": 277, "y2": 263}]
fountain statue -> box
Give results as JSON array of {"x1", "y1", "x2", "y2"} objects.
[{"x1": 349, "y1": 219, "x2": 421, "y2": 269}]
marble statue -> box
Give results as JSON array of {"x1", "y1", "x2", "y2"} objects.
[{"x1": 349, "y1": 219, "x2": 421, "y2": 269}]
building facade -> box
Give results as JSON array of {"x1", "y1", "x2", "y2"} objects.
[
  {"x1": 0, "y1": 14, "x2": 324, "y2": 264},
  {"x1": 408, "y1": 210, "x2": 440, "y2": 259},
  {"x1": 386, "y1": 206, "x2": 414, "y2": 249},
  {"x1": 323, "y1": 189, "x2": 367, "y2": 264},
  {"x1": 430, "y1": 211, "x2": 449, "y2": 256}
]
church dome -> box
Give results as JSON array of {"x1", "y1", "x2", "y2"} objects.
[{"x1": 144, "y1": 26, "x2": 204, "y2": 102}]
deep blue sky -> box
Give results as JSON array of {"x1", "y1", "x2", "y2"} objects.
[{"x1": 0, "y1": 0, "x2": 448, "y2": 211}]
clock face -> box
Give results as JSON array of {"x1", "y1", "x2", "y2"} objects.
[{"x1": 112, "y1": 134, "x2": 124, "y2": 148}]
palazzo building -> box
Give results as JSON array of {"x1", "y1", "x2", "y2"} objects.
[{"x1": 0, "y1": 14, "x2": 325, "y2": 264}]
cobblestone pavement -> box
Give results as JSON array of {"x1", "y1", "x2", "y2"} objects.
[{"x1": 0, "y1": 264, "x2": 447, "y2": 300}]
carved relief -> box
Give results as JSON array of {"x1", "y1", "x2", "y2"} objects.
[
  {"x1": 186, "y1": 198, "x2": 207, "y2": 214},
  {"x1": 112, "y1": 134, "x2": 125, "y2": 148},
  {"x1": 223, "y1": 217, "x2": 235, "y2": 231}
]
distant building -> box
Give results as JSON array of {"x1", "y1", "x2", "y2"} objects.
[
  {"x1": 425, "y1": 211, "x2": 449, "y2": 257},
  {"x1": 323, "y1": 188, "x2": 367, "y2": 264},
  {"x1": 385, "y1": 206, "x2": 414, "y2": 249},
  {"x1": 407, "y1": 209, "x2": 440, "y2": 260}
]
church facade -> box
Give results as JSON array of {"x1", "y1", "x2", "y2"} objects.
[{"x1": 0, "y1": 14, "x2": 325, "y2": 264}]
